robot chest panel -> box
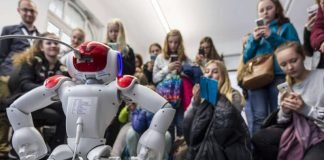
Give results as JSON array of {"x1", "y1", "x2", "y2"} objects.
[{"x1": 63, "y1": 85, "x2": 119, "y2": 118}]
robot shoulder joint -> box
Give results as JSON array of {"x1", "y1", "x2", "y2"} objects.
[
  {"x1": 116, "y1": 75, "x2": 138, "y2": 90},
  {"x1": 44, "y1": 75, "x2": 70, "y2": 90}
]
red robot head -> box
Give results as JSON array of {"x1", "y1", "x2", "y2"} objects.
[{"x1": 66, "y1": 41, "x2": 123, "y2": 83}]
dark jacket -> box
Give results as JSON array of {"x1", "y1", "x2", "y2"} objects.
[
  {"x1": 5, "y1": 53, "x2": 68, "y2": 108},
  {"x1": 0, "y1": 23, "x2": 39, "y2": 75},
  {"x1": 183, "y1": 95, "x2": 252, "y2": 160},
  {"x1": 121, "y1": 45, "x2": 136, "y2": 75}
]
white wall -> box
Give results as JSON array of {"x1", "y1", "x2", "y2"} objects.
[{"x1": 0, "y1": 0, "x2": 51, "y2": 33}]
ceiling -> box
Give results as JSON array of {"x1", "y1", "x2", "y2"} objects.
[{"x1": 79, "y1": 0, "x2": 315, "y2": 61}]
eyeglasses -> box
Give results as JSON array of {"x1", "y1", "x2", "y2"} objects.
[{"x1": 19, "y1": 8, "x2": 37, "y2": 14}]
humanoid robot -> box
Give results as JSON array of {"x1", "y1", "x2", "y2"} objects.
[{"x1": 6, "y1": 41, "x2": 175, "y2": 160}]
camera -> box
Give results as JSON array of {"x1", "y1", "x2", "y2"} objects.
[
  {"x1": 198, "y1": 48, "x2": 205, "y2": 56},
  {"x1": 255, "y1": 18, "x2": 265, "y2": 26},
  {"x1": 170, "y1": 54, "x2": 178, "y2": 62}
]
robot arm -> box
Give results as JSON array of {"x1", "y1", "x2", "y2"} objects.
[
  {"x1": 6, "y1": 75, "x2": 71, "y2": 160},
  {"x1": 116, "y1": 75, "x2": 175, "y2": 159}
]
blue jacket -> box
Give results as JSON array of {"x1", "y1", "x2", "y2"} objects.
[{"x1": 243, "y1": 20, "x2": 300, "y2": 75}]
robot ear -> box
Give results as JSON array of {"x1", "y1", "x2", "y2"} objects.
[{"x1": 117, "y1": 52, "x2": 123, "y2": 77}]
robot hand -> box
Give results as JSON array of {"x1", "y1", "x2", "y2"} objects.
[
  {"x1": 12, "y1": 127, "x2": 48, "y2": 160},
  {"x1": 137, "y1": 146, "x2": 156, "y2": 160}
]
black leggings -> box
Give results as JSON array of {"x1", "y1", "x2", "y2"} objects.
[
  {"x1": 252, "y1": 126, "x2": 324, "y2": 160},
  {"x1": 32, "y1": 102, "x2": 66, "y2": 149}
]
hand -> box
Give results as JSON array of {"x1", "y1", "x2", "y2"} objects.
[
  {"x1": 305, "y1": 12, "x2": 317, "y2": 31},
  {"x1": 320, "y1": 42, "x2": 324, "y2": 53},
  {"x1": 258, "y1": 25, "x2": 271, "y2": 38},
  {"x1": 253, "y1": 26, "x2": 265, "y2": 40},
  {"x1": 280, "y1": 92, "x2": 305, "y2": 112},
  {"x1": 168, "y1": 61, "x2": 181, "y2": 72},
  {"x1": 279, "y1": 91, "x2": 292, "y2": 113},
  {"x1": 195, "y1": 54, "x2": 205, "y2": 65},
  {"x1": 192, "y1": 84, "x2": 201, "y2": 103}
]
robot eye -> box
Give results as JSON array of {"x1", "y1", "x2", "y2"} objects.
[{"x1": 76, "y1": 55, "x2": 94, "y2": 64}]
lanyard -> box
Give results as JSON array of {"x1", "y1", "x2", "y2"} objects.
[{"x1": 21, "y1": 27, "x2": 37, "y2": 45}]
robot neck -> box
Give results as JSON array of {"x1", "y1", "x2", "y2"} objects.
[{"x1": 85, "y1": 78, "x2": 102, "y2": 84}]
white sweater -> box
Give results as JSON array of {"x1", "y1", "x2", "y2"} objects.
[
  {"x1": 278, "y1": 69, "x2": 324, "y2": 131},
  {"x1": 152, "y1": 54, "x2": 192, "y2": 84}
]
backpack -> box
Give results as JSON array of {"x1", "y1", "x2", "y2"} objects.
[{"x1": 156, "y1": 74, "x2": 182, "y2": 107}]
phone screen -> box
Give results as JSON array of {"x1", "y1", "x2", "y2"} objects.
[
  {"x1": 198, "y1": 48, "x2": 205, "y2": 55},
  {"x1": 277, "y1": 82, "x2": 291, "y2": 94},
  {"x1": 170, "y1": 54, "x2": 178, "y2": 62},
  {"x1": 255, "y1": 18, "x2": 265, "y2": 26}
]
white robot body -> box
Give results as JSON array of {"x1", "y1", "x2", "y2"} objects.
[
  {"x1": 61, "y1": 83, "x2": 120, "y2": 138},
  {"x1": 6, "y1": 41, "x2": 175, "y2": 160}
]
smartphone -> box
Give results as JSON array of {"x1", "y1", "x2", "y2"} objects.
[
  {"x1": 170, "y1": 54, "x2": 178, "y2": 62},
  {"x1": 307, "y1": 4, "x2": 318, "y2": 15},
  {"x1": 198, "y1": 48, "x2": 205, "y2": 56},
  {"x1": 255, "y1": 18, "x2": 265, "y2": 26},
  {"x1": 277, "y1": 82, "x2": 291, "y2": 94}
]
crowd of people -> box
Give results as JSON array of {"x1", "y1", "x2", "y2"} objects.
[{"x1": 0, "y1": 0, "x2": 323, "y2": 159}]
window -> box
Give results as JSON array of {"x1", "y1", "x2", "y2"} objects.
[
  {"x1": 47, "y1": 22, "x2": 60, "y2": 36},
  {"x1": 47, "y1": 0, "x2": 103, "y2": 45},
  {"x1": 49, "y1": 0, "x2": 64, "y2": 18},
  {"x1": 63, "y1": 3, "x2": 84, "y2": 29}
]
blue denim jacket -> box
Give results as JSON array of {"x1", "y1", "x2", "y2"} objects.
[{"x1": 243, "y1": 20, "x2": 300, "y2": 75}]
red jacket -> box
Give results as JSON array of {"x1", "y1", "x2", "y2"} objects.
[{"x1": 311, "y1": 6, "x2": 324, "y2": 51}]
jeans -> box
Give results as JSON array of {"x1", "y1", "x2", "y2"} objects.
[{"x1": 245, "y1": 75, "x2": 285, "y2": 136}]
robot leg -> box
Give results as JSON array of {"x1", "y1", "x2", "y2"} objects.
[
  {"x1": 87, "y1": 145, "x2": 111, "y2": 160},
  {"x1": 47, "y1": 145, "x2": 73, "y2": 160},
  {"x1": 137, "y1": 107, "x2": 175, "y2": 160}
]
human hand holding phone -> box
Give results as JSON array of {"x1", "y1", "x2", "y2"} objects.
[
  {"x1": 253, "y1": 18, "x2": 269, "y2": 40},
  {"x1": 306, "y1": 10, "x2": 317, "y2": 31},
  {"x1": 307, "y1": 4, "x2": 318, "y2": 16},
  {"x1": 168, "y1": 61, "x2": 181, "y2": 72},
  {"x1": 170, "y1": 54, "x2": 178, "y2": 62}
]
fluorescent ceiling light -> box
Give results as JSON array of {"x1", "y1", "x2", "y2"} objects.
[{"x1": 151, "y1": 0, "x2": 170, "y2": 32}]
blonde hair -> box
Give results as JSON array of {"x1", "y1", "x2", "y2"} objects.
[
  {"x1": 205, "y1": 60, "x2": 234, "y2": 102},
  {"x1": 275, "y1": 41, "x2": 305, "y2": 86},
  {"x1": 162, "y1": 29, "x2": 188, "y2": 62},
  {"x1": 106, "y1": 18, "x2": 129, "y2": 54},
  {"x1": 12, "y1": 32, "x2": 57, "y2": 67},
  {"x1": 236, "y1": 33, "x2": 251, "y2": 84},
  {"x1": 72, "y1": 28, "x2": 85, "y2": 41}
]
